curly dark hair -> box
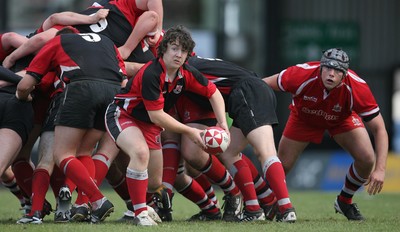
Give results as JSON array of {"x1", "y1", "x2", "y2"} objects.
[{"x1": 157, "y1": 25, "x2": 195, "y2": 61}]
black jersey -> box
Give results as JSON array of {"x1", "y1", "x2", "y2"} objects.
[
  {"x1": 187, "y1": 56, "x2": 259, "y2": 96},
  {"x1": 26, "y1": 33, "x2": 126, "y2": 84},
  {"x1": 73, "y1": 3, "x2": 155, "y2": 63}
]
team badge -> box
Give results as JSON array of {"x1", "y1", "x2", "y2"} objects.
[
  {"x1": 173, "y1": 85, "x2": 183, "y2": 94},
  {"x1": 332, "y1": 104, "x2": 342, "y2": 112}
]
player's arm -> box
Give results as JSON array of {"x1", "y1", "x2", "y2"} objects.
[
  {"x1": 364, "y1": 113, "x2": 388, "y2": 195},
  {"x1": 2, "y1": 28, "x2": 58, "y2": 69},
  {"x1": 208, "y1": 89, "x2": 229, "y2": 133},
  {"x1": 118, "y1": 12, "x2": 158, "y2": 60},
  {"x1": 124, "y1": 61, "x2": 146, "y2": 78},
  {"x1": 262, "y1": 73, "x2": 280, "y2": 91},
  {"x1": 145, "y1": 0, "x2": 163, "y2": 46},
  {"x1": 41, "y1": 9, "x2": 110, "y2": 31},
  {"x1": 148, "y1": 109, "x2": 206, "y2": 149},
  {"x1": 1, "y1": 32, "x2": 29, "y2": 51},
  {"x1": 16, "y1": 73, "x2": 39, "y2": 101}
]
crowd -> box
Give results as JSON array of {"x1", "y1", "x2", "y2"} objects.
[{"x1": 0, "y1": 0, "x2": 388, "y2": 226}]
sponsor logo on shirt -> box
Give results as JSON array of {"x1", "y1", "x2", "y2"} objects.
[
  {"x1": 303, "y1": 95, "x2": 318, "y2": 102},
  {"x1": 301, "y1": 107, "x2": 339, "y2": 120}
]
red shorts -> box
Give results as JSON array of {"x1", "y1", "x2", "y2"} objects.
[
  {"x1": 175, "y1": 95, "x2": 215, "y2": 124},
  {"x1": 283, "y1": 111, "x2": 365, "y2": 144},
  {"x1": 106, "y1": 105, "x2": 163, "y2": 150}
]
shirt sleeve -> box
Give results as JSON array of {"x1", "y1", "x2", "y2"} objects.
[
  {"x1": 279, "y1": 62, "x2": 320, "y2": 94},
  {"x1": 185, "y1": 66, "x2": 216, "y2": 99},
  {"x1": 141, "y1": 70, "x2": 165, "y2": 111},
  {"x1": 25, "y1": 36, "x2": 60, "y2": 79},
  {"x1": 348, "y1": 71, "x2": 380, "y2": 118}
]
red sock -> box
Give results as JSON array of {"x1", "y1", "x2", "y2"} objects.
[
  {"x1": 50, "y1": 165, "x2": 65, "y2": 198},
  {"x1": 201, "y1": 155, "x2": 240, "y2": 196},
  {"x1": 241, "y1": 154, "x2": 276, "y2": 205},
  {"x1": 232, "y1": 159, "x2": 260, "y2": 212},
  {"x1": 126, "y1": 168, "x2": 148, "y2": 216},
  {"x1": 30, "y1": 169, "x2": 50, "y2": 214},
  {"x1": 162, "y1": 142, "x2": 181, "y2": 197},
  {"x1": 193, "y1": 173, "x2": 218, "y2": 205},
  {"x1": 59, "y1": 156, "x2": 103, "y2": 203},
  {"x1": 262, "y1": 156, "x2": 292, "y2": 212},
  {"x1": 178, "y1": 178, "x2": 219, "y2": 214},
  {"x1": 92, "y1": 153, "x2": 111, "y2": 186},
  {"x1": 12, "y1": 159, "x2": 34, "y2": 196},
  {"x1": 339, "y1": 163, "x2": 367, "y2": 204},
  {"x1": 75, "y1": 156, "x2": 95, "y2": 205}
]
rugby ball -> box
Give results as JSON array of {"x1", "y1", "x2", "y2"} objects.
[{"x1": 202, "y1": 126, "x2": 230, "y2": 154}]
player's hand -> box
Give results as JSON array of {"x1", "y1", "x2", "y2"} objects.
[
  {"x1": 2, "y1": 55, "x2": 15, "y2": 69},
  {"x1": 92, "y1": 9, "x2": 109, "y2": 22},
  {"x1": 187, "y1": 127, "x2": 206, "y2": 150},
  {"x1": 146, "y1": 31, "x2": 161, "y2": 47},
  {"x1": 216, "y1": 122, "x2": 230, "y2": 138},
  {"x1": 365, "y1": 169, "x2": 385, "y2": 195}
]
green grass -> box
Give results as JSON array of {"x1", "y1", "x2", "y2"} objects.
[{"x1": 0, "y1": 188, "x2": 399, "y2": 232}]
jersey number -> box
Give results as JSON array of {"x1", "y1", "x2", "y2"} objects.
[{"x1": 89, "y1": 15, "x2": 108, "y2": 33}]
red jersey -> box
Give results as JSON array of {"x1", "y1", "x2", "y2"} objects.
[
  {"x1": 109, "y1": 0, "x2": 145, "y2": 27},
  {"x1": 114, "y1": 57, "x2": 216, "y2": 123},
  {"x1": 278, "y1": 61, "x2": 379, "y2": 128}
]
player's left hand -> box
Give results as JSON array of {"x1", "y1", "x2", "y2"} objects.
[{"x1": 365, "y1": 169, "x2": 385, "y2": 195}]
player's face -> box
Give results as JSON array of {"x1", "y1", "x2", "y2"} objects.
[
  {"x1": 163, "y1": 39, "x2": 189, "y2": 71},
  {"x1": 321, "y1": 66, "x2": 345, "y2": 91}
]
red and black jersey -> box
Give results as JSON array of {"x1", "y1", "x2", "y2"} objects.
[
  {"x1": 187, "y1": 56, "x2": 259, "y2": 98},
  {"x1": 25, "y1": 33, "x2": 126, "y2": 84},
  {"x1": 114, "y1": 57, "x2": 216, "y2": 123},
  {"x1": 73, "y1": 1, "x2": 154, "y2": 63}
]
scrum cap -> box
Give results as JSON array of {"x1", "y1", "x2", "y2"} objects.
[{"x1": 320, "y1": 48, "x2": 349, "y2": 75}]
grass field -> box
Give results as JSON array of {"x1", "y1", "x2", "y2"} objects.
[{"x1": 0, "y1": 188, "x2": 399, "y2": 232}]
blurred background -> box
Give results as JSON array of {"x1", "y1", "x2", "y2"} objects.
[{"x1": 1, "y1": 0, "x2": 399, "y2": 192}]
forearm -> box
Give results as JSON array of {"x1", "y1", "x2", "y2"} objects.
[
  {"x1": 373, "y1": 129, "x2": 388, "y2": 172},
  {"x1": 367, "y1": 114, "x2": 389, "y2": 172},
  {"x1": 121, "y1": 12, "x2": 158, "y2": 52},
  {"x1": 209, "y1": 91, "x2": 228, "y2": 129},
  {"x1": 7, "y1": 29, "x2": 56, "y2": 62},
  {"x1": 124, "y1": 61, "x2": 145, "y2": 78},
  {"x1": 149, "y1": 110, "x2": 191, "y2": 134},
  {"x1": 262, "y1": 74, "x2": 280, "y2": 91},
  {"x1": 16, "y1": 73, "x2": 39, "y2": 101}
]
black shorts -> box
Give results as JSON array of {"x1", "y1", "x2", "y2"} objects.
[
  {"x1": 41, "y1": 92, "x2": 63, "y2": 133},
  {"x1": 54, "y1": 80, "x2": 121, "y2": 131},
  {"x1": 0, "y1": 92, "x2": 34, "y2": 144},
  {"x1": 228, "y1": 78, "x2": 278, "y2": 136}
]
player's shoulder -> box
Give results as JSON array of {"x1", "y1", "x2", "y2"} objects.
[
  {"x1": 345, "y1": 69, "x2": 367, "y2": 84},
  {"x1": 293, "y1": 61, "x2": 321, "y2": 71}
]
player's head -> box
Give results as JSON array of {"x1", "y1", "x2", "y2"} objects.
[
  {"x1": 320, "y1": 48, "x2": 349, "y2": 75},
  {"x1": 157, "y1": 25, "x2": 195, "y2": 61},
  {"x1": 55, "y1": 26, "x2": 79, "y2": 36}
]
